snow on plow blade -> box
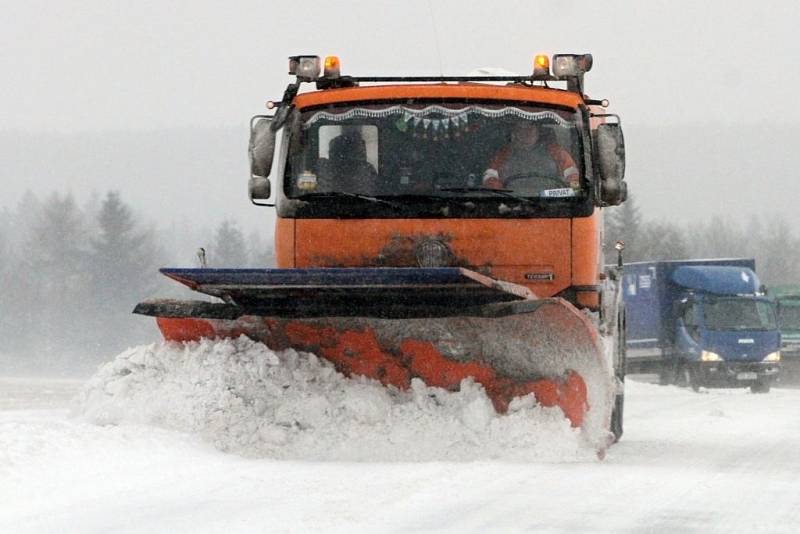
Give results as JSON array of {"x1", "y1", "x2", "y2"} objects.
[{"x1": 134, "y1": 268, "x2": 613, "y2": 437}]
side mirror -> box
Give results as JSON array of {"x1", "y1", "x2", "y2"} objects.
[
  {"x1": 595, "y1": 121, "x2": 627, "y2": 206},
  {"x1": 249, "y1": 116, "x2": 276, "y2": 178},
  {"x1": 249, "y1": 115, "x2": 276, "y2": 206}
]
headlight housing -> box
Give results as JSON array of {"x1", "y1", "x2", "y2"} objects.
[
  {"x1": 288, "y1": 55, "x2": 321, "y2": 81},
  {"x1": 701, "y1": 350, "x2": 723, "y2": 362},
  {"x1": 763, "y1": 351, "x2": 781, "y2": 362},
  {"x1": 552, "y1": 54, "x2": 593, "y2": 77}
]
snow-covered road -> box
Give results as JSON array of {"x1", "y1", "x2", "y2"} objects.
[{"x1": 2, "y1": 370, "x2": 800, "y2": 532}]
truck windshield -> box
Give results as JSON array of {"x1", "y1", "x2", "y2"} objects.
[
  {"x1": 703, "y1": 298, "x2": 777, "y2": 331},
  {"x1": 285, "y1": 103, "x2": 586, "y2": 202},
  {"x1": 777, "y1": 300, "x2": 800, "y2": 329}
]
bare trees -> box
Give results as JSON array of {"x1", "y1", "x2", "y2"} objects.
[{"x1": 3, "y1": 186, "x2": 797, "y2": 372}]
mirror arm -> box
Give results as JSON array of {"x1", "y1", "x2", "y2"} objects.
[{"x1": 272, "y1": 82, "x2": 301, "y2": 131}]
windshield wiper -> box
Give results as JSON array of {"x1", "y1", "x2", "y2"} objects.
[
  {"x1": 297, "y1": 192, "x2": 403, "y2": 210},
  {"x1": 438, "y1": 187, "x2": 535, "y2": 205},
  {"x1": 380, "y1": 193, "x2": 466, "y2": 208}
]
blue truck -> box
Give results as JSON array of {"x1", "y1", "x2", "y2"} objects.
[{"x1": 623, "y1": 259, "x2": 781, "y2": 393}]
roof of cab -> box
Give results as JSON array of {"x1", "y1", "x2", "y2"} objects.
[
  {"x1": 293, "y1": 84, "x2": 584, "y2": 110},
  {"x1": 671, "y1": 266, "x2": 762, "y2": 296}
]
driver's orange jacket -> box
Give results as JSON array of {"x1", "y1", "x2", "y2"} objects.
[{"x1": 483, "y1": 142, "x2": 580, "y2": 189}]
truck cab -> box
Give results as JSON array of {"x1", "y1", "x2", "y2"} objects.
[
  {"x1": 249, "y1": 54, "x2": 627, "y2": 313},
  {"x1": 673, "y1": 280, "x2": 780, "y2": 392}
]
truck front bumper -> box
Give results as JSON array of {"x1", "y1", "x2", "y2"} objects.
[{"x1": 692, "y1": 361, "x2": 780, "y2": 388}]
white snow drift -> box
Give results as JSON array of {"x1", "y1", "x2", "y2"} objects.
[{"x1": 77, "y1": 336, "x2": 591, "y2": 461}]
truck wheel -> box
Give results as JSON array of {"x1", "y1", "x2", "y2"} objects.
[
  {"x1": 687, "y1": 366, "x2": 701, "y2": 392},
  {"x1": 611, "y1": 309, "x2": 625, "y2": 442},
  {"x1": 659, "y1": 363, "x2": 676, "y2": 386},
  {"x1": 678, "y1": 363, "x2": 700, "y2": 392},
  {"x1": 610, "y1": 393, "x2": 624, "y2": 442},
  {"x1": 750, "y1": 381, "x2": 771, "y2": 394},
  {"x1": 658, "y1": 360, "x2": 683, "y2": 386}
]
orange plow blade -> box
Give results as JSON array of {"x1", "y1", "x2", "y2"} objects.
[
  {"x1": 153, "y1": 300, "x2": 613, "y2": 437},
  {"x1": 135, "y1": 268, "x2": 616, "y2": 444}
]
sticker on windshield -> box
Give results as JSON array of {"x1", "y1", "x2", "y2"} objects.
[
  {"x1": 298, "y1": 171, "x2": 318, "y2": 191},
  {"x1": 540, "y1": 188, "x2": 576, "y2": 198}
]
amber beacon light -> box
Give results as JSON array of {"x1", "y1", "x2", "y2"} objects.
[
  {"x1": 324, "y1": 56, "x2": 341, "y2": 78},
  {"x1": 533, "y1": 54, "x2": 550, "y2": 76}
]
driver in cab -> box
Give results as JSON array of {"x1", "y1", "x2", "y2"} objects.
[{"x1": 482, "y1": 121, "x2": 579, "y2": 191}]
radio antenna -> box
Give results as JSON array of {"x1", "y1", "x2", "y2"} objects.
[{"x1": 427, "y1": 0, "x2": 444, "y2": 76}]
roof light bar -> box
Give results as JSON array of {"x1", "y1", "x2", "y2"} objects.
[{"x1": 283, "y1": 52, "x2": 596, "y2": 94}]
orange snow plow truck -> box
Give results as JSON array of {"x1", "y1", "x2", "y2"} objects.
[{"x1": 135, "y1": 53, "x2": 629, "y2": 447}]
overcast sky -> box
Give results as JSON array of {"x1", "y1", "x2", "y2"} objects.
[
  {"x1": 4, "y1": 1, "x2": 800, "y2": 131},
  {"x1": 2, "y1": 0, "x2": 800, "y2": 229}
]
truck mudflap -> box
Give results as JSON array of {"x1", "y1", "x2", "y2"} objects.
[{"x1": 134, "y1": 268, "x2": 616, "y2": 443}]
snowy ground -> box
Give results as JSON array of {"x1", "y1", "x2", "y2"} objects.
[{"x1": 2, "y1": 341, "x2": 800, "y2": 533}]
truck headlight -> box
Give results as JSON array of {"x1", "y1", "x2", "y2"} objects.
[
  {"x1": 763, "y1": 351, "x2": 781, "y2": 362},
  {"x1": 701, "y1": 350, "x2": 723, "y2": 362}
]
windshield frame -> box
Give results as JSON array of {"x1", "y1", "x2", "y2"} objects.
[{"x1": 276, "y1": 98, "x2": 595, "y2": 220}]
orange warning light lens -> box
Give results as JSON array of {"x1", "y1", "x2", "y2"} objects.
[
  {"x1": 533, "y1": 54, "x2": 550, "y2": 77},
  {"x1": 324, "y1": 55, "x2": 341, "y2": 78}
]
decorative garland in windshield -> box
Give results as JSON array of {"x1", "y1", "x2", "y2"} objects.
[{"x1": 303, "y1": 105, "x2": 573, "y2": 132}]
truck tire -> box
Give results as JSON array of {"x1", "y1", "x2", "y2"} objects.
[
  {"x1": 686, "y1": 365, "x2": 701, "y2": 392},
  {"x1": 611, "y1": 309, "x2": 625, "y2": 442},
  {"x1": 658, "y1": 361, "x2": 676, "y2": 386},
  {"x1": 610, "y1": 393, "x2": 624, "y2": 442},
  {"x1": 677, "y1": 361, "x2": 700, "y2": 392},
  {"x1": 750, "y1": 381, "x2": 771, "y2": 394}
]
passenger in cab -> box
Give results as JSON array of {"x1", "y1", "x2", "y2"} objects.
[{"x1": 319, "y1": 132, "x2": 378, "y2": 194}]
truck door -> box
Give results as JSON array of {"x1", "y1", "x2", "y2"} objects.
[{"x1": 675, "y1": 299, "x2": 701, "y2": 361}]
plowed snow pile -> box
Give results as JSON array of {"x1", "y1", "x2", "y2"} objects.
[{"x1": 77, "y1": 336, "x2": 590, "y2": 461}]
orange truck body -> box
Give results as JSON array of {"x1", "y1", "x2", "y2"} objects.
[{"x1": 276, "y1": 84, "x2": 603, "y2": 310}]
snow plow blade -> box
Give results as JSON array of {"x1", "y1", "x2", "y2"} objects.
[{"x1": 134, "y1": 267, "x2": 614, "y2": 440}]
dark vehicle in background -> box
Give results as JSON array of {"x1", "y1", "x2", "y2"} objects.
[{"x1": 771, "y1": 285, "x2": 800, "y2": 381}]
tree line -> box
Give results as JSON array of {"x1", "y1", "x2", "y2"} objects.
[
  {"x1": 604, "y1": 195, "x2": 800, "y2": 285},
  {"x1": 0, "y1": 191, "x2": 273, "y2": 372},
  {"x1": 1, "y1": 190, "x2": 797, "y2": 372}
]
